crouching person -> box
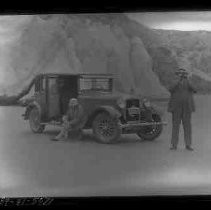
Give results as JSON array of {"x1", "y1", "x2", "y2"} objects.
[{"x1": 51, "y1": 98, "x2": 86, "y2": 141}]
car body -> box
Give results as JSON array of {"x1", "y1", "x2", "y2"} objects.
[{"x1": 22, "y1": 73, "x2": 167, "y2": 143}]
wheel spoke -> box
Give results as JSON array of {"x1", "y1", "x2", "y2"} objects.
[{"x1": 94, "y1": 113, "x2": 120, "y2": 143}]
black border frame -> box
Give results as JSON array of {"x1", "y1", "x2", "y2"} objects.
[{"x1": 1, "y1": 1, "x2": 211, "y2": 208}]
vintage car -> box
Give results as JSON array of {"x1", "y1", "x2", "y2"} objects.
[{"x1": 22, "y1": 73, "x2": 167, "y2": 143}]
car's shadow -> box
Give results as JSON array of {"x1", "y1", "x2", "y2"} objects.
[
  {"x1": 43, "y1": 129, "x2": 160, "y2": 145},
  {"x1": 20, "y1": 128, "x2": 161, "y2": 145}
]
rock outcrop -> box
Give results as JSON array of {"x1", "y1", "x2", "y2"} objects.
[
  {"x1": 155, "y1": 29, "x2": 211, "y2": 93},
  {"x1": 2, "y1": 14, "x2": 173, "y2": 98}
]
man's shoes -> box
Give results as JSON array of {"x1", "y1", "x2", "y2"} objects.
[
  {"x1": 62, "y1": 137, "x2": 69, "y2": 142},
  {"x1": 51, "y1": 137, "x2": 60, "y2": 141},
  {"x1": 51, "y1": 137, "x2": 69, "y2": 141},
  {"x1": 186, "y1": 146, "x2": 194, "y2": 151},
  {"x1": 170, "y1": 146, "x2": 177, "y2": 150}
]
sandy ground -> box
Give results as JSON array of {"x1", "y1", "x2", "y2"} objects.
[{"x1": 1, "y1": 95, "x2": 211, "y2": 197}]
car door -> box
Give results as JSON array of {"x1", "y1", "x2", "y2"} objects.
[
  {"x1": 34, "y1": 76, "x2": 47, "y2": 119},
  {"x1": 47, "y1": 77, "x2": 60, "y2": 120},
  {"x1": 58, "y1": 76, "x2": 78, "y2": 115}
]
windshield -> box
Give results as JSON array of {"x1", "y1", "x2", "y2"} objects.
[{"x1": 79, "y1": 76, "x2": 112, "y2": 93}]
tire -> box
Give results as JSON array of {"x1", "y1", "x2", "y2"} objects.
[
  {"x1": 92, "y1": 112, "x2": 121, "y2": 144},
  {"x1": 29, "y1": 107, "x2": 45, "y2": 133},
  {"x1": 137, "y1": 114, "x2": 163, "y2": 141}
]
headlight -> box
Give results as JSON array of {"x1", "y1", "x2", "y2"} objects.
[
  {"x1": 117, "y1": 97, "x2": 126, "y2": 109},
  {"x1": 143, "y1": 98, "x2": 151, "y2": 108}
]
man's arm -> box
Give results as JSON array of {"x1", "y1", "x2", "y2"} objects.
[{"x1": 188, "y1": 80, "x2": 197, "y2": 93}]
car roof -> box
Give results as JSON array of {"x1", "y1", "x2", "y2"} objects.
[{"x1": 37, "y1": 73, "x2": 114, "y2": 78}]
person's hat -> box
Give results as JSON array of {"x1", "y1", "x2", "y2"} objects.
[
  {"x1": 175, "y1": 68, "x2": 189, "y2": 76},
  {"x1": 69, "y1": 98, "x2": 78, "y2": 106}
]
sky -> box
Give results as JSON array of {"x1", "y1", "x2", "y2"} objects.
[
  {"x1": 0, "y1": 15, "x2": 32, "y2": 45},
  {"x1": 0, "y1": 12, "x2": 210, "y2": 46},
  {"x1": 128, "y1": 11, "x2": 211, "y2": 31},
  {"x1": 0, "y1": 12, "x2": 210, "y2": 42}
]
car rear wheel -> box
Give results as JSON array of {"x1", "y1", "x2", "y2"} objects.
[
  {"x1": 92, "y1": 112, "x2": 121, "y2": 144},
  {"x1": 29, "y1": 107, "x2": 45, "y2": 133},
  {"x1": 137, "y1": 114, "x2": 163, "y2": 141}
]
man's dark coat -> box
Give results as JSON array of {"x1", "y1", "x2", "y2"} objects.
[
  {"x1": 167, "y1": 77, "x2": 197, "y2": 147},
  {"x1": 167, "y1": 78, "x2": 196, "y2": 113}
]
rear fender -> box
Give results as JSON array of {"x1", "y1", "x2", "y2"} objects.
[{"x1": 24, "y1": 101, "x2": 41, "y2": 120}]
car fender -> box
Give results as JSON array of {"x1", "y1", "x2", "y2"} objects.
[
  {"x1": 24, "y1": 101, "x2": 41, "y2": 120},
  {"x1": 86, "y1": 105, "x2": 121, "y2": 128},
  {"x1": 151, "y1": 105, "x2": 164, "y2": 116},
  {"x1": 99, "y1": 105, "x2": 122, "y2": 118}
]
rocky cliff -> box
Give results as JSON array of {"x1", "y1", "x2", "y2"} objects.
[
  {"x1": 2, "y1": 14, "x2": 172, "y2": 98},
  {"x1": 155, "y1": 29, "x2": 211, "y2": 93}
]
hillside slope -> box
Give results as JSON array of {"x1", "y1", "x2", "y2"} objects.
[
  {"x1": 155, "y1": 29, "x2": 211, "y2": 93},
  {"x1": 2, "y1": 14, "x2": 172, "y2": 98}
]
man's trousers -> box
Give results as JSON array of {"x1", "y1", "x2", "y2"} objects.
[{"x1": 171, "y1": 108, "x2": 192, "y2": 147}]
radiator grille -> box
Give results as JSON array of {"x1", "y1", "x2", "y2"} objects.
[{"x1": 126, "y1": 99, "x2": 140, "y2": 122}]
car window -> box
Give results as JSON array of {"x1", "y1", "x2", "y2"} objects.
[
  {"x1": 41, "y1": 78, "x2": 46, "y2": 91},
  {"x1": 79, "y1": 77, "x2": 111, "y2": 92},
  {"x1": 34, "y1": 77, "x2": 45, "y2": 92}
]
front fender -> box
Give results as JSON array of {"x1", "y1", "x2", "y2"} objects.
[
  {"x1": 85, "y1": 105, "x2": 121, "y2": 128},
  {"x1": 151, "y1": 104, "x2": 165, "y2": 116},
  {"x1": 98, "y1": 105, "x2": 122, "y2": 118}
]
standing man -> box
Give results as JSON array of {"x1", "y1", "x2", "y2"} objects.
[
  {"x1": 168, "y1": 68, "x2": 197, "y2": 151},
  {"x1": 51, "y1": 98, "x2": 86, "y2": 141}
]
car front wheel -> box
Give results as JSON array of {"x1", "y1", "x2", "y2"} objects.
[
  {"x1": 29, "y1": 107, "x2": 45, "y2": 133},
  {"x1": 137, "y1": 114, "x2": 163, "y2": 141},
  {"x1": 92, "y1": 112, "x2": 121, "y2": 144}
]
